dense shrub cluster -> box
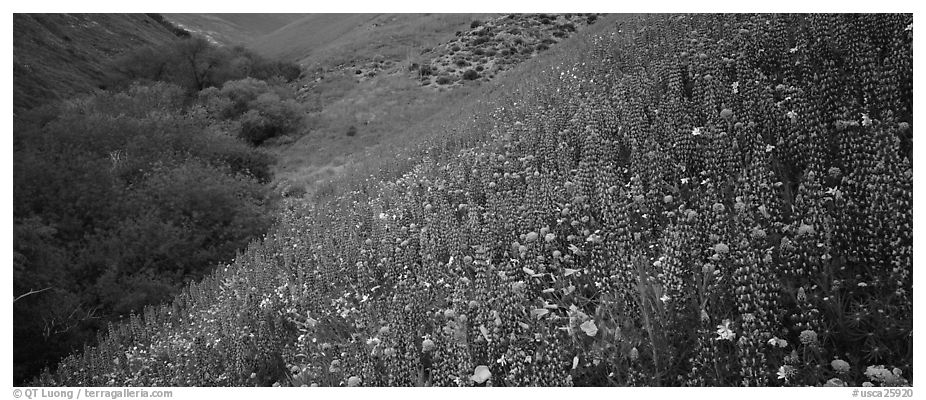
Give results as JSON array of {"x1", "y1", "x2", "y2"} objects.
[
  {"x1": 14, "y1": 83, "x2": 275, "y2": 383},
  {"x1": 198, "y1": 78, "x2": 304, "y2": 144},
  {"x1": 109, "y1": 37, "x2": 302, "y2": 93},
  {"x1": 38, "y1": 14, "x2": 911, "y2": 387},
  {"x1": 419, "y1": 13, "x2": 602, "y2": 87}
]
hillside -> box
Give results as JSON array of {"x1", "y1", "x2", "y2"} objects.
[
  {"x1": 163, "y1": 14, "x2": 308, "y2": 46},
  {"x1": 250, "y1": 14, "x2": 496, "y2": 67},
  {"x1": 38, "y1": 13, "x2": 912, "y2": 388},
  {"x1": 13, "y1": 14, "x2": 182, "y2": 111},
  {"x1": 258, "y1": 14, "x2": 602, "y2": 198}
]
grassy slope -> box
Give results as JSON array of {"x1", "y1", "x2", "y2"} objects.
[
  {"x1": 13, "y1": 14, "x2": 180, "y2": 112},
  {"x1": 250, "y1": 14, "x2": 496, "y2": 68},
  {"x1": 310, "y1": 14, "x2": 617, "y2": 199},
  {"x1": 253, "y1": 14, "x2": 496, "y2": 195},
  {"x1": 255, "y1": 14, "x2": 606, "y2": 198},
  {"x1": 162, "y1": 14, "x2": 308, "y2": 46}
]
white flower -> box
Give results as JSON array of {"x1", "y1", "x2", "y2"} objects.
[
  {"x1": 471, "y1": 365, "x2": 492, "y2": 384},
  {"x1": 660, "y1": 294, "x2": 670, "y2": 303},
  {"x1": 692, "y1": 127, "x2": 703, "y2": 136},
  {"x1": 716, "y1": 319, "x2": 736, "y2": 341},
  {"x1": 862, "y1": 113, "x2": 872, "y2": 126},
  {"x1": 767, "y1": 337, "x2": 789, "y2": 348},
  {"x1": 905, "y1": 23, "x2": 912, "y2": 32},
  {"x1": 732, "y1": 81, "x2": 740, "y2": 94},
  {"x1": 786, "y1": 110, "x2": 798, "y2": 123},
  {"x1": 766, "y1": 144, "x2": 775, "y2": 152},
  {"x1": 580, "y1": 320, "x2": 599, "y2": 336}
]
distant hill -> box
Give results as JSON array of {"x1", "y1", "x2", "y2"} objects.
[
  {"x1": 249, "y1": 14, "x2": 496, "y2": 68},
  {"x1": 13, "y1": 14, "x2": 182, "y2": 111},
  {"x1": 163, "y1": 13, "x2": 308, "y2": 46}
]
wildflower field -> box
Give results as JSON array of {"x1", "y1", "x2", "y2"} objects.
[{"x1": 37, "y1": 13, "x2": 912, "y2": 387}]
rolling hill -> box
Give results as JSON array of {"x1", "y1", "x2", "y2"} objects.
[
  {"x1": 162, "y1": 13, "x2": 308, "y2": 46},
  {"x1": 13, "y1": 14, "x2": 183, "y2": 111},
  {"x1": 248, "y1": 13, "x2": 602, "y2": 198},
  {"x1": 249, "y1": 14, "x2": 497, "y2": 68}
]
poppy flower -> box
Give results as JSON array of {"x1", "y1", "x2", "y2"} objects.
[
  {"x1": 471, "y1": 365, "x2": 492, "y2": 384},
  {"x1": 716, "y1": 319, "x2": 735, "y2": 340},
  {"x1": 580, "y1": 320, "x2": 598, "y2": 336}
]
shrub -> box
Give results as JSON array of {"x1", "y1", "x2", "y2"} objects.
[
  {"x1": 462, "y1": 69, "x2": 479, "y2": 80},
  {"x1": 199, "y1": 78, "x2": 303, "y2": 144},
  {"x1": 109, "y1": 38, "x2": 302, "y2": 93},
  {"x1": 418, "y1": 64, "x2": 433, "y2": 77},
  {"x1": 470, "y1": 20, "x2": 482, "y2": 29},
  {"x1": 14, "y1": 82, "x2": 275, "y2": 383},
  {"x1": 436, "y1": 76, "x2": 452, "y2": 85}
]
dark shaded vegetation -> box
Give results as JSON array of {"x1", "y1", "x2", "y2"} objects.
[
  {"x1": 14, "y1": 24, "x2": 305, "y2": 384},
  {"x1": 108, "y1": 37, "x2": 302, "y2": 93}
]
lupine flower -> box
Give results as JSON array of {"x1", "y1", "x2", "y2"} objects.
[
  {"x1": 799, "y1": 330, "x2": 818, "y2": 345},
  {"x1": 831, "y1": 359, "x2": 850, "y2": 373},
  {"x1": 824, "y1": 378, "x2": 847, "y2": 387},
  {"x1": 422, "y1": 338, "x2": 435, "y2": 352},
  {"x1": 713, "y1": 243, "x2": 730, "y2": 254}
]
